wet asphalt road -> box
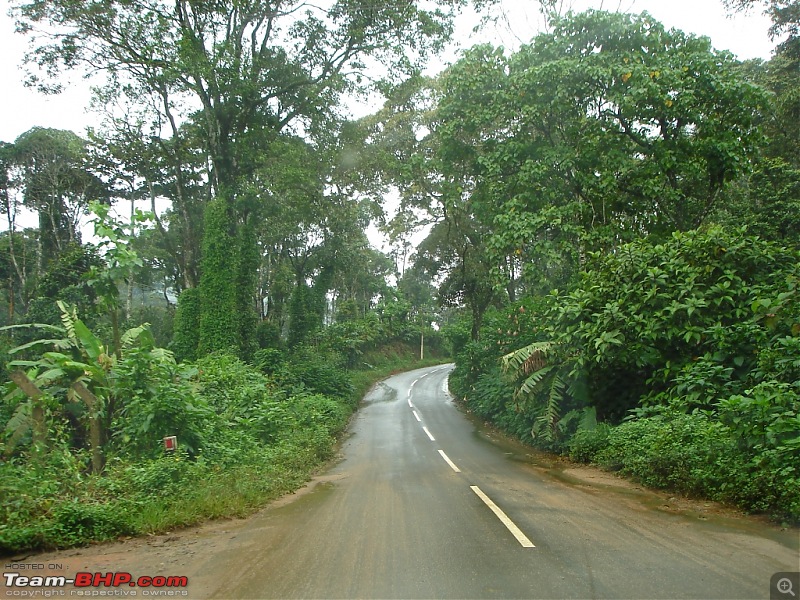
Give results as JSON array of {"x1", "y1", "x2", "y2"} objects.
[{"x1": 207, "y1": 364, "x2": 799, "y2": 599}]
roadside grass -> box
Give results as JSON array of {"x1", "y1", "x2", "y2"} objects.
[
  {"x1": 130, "y1": 461, "x2": 312, "y2": 533},
  {"x1": 1, "y1": 347, "x2": 449, "y2": 554}
]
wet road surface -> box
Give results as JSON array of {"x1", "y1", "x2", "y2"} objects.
[
  {"x1": 193, "y1": 364, "x2": 799, "y2": 599},
  {"x1": 12, "y1": 364, "x2": 796, "y2": 599}
]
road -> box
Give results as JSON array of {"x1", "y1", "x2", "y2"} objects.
[
  {"x1": 9, "y1": 364, "x2": 797, "y2": 599},
  {"x1": 192, "y1": 364, "x2": 798, "y2": 599}
]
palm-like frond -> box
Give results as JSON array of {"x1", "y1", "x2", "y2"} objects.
[
  {"x1": 542, "y1": 374, "x2": 565, "y2": 441},
  {"x1": 8, "y1": 338, "x2": 72, "y2": 354},
  {"x1": 517, "y1": 364, "x2": 554, "y2": 399},
  {"x1": 502, "y1": 341, "x2": 557, "y2": 377},
  {"x1": 57, "y1": 301, "x2": 79, "y2": 346},
  {"x1": 121, "y1": 324, "x2": 155, "y2": 349},
  {"x1": 4, "y1": 402, "x2": 32, "y2": 454},
  {"x1": 0, "y1": 323, "x2": 65, "y2": 335}
]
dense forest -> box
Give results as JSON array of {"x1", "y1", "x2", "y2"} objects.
[{"x1": 1, "y1": 0, "x2": 799, "y2": 552}]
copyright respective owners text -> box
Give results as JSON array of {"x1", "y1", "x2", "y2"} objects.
[
  {"x1": 772, "y1": 572, "x2": 800, "y2": 600},
  {"x1": 3, "y1": 563, "x2": 189, "y2": 598}
]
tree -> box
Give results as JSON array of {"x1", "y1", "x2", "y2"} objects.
[
  {"x1": 0, "y1": 142, "x2": 29, "y2": 319},
  {"x1": 13, "y1": 128, "x2": 107, "y2": 272},
  {"x1": 13, "y1": 0, "x2": 467, "y2": 357},
  {"x1": 398, "y1": 12, "x2": 769, "y2": 305},
  {"x1": 86, "y1": 111, "x2": 206, "y2": 292},
  {"x1": 712, "y1": 53, "x2": 800, "y2": 246}
]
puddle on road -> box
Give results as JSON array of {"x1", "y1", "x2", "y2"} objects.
[{"x1": 362, "y1": 381, "x2": 398, "y2": 404}]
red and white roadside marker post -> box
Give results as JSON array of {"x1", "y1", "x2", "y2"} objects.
[{"x1": 163, "y1": 436, "x2": 177, "y2": 453}]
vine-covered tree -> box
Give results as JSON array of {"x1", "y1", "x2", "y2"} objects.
[{"x1": 12, "y1": 0, "x2": 468, "y2": 355}]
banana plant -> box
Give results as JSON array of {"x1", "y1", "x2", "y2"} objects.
[
  {"x1": 502, "y1": 341, "x2": 571, "y2": 443},
  {"x1": 0, "y1": 302, "x2": 145, "y2": 470}
]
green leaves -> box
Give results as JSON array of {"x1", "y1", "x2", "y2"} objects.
[{"x1": 402, "y1": 10, "x2": 771, "y2": 306}]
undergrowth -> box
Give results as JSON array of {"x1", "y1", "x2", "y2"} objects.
[{"x1": 0, "y1": 344, "x2": 447, "y2": 554}]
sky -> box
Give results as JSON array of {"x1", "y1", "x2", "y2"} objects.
[{"x1": 0, "y1": 0, "x2": 777, "y2": 145}]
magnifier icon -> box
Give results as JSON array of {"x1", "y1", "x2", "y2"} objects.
[{"x1": 778, "y1": 578, "x2": 796, "y2": 597}]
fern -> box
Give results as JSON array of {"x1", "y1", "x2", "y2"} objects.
[
  {"x1": 503, "y1": 341, "x2": 573, "y2": 443},
  {"x1": 57, "y1": 300, "x2": 79, "y2": 347},
  {"x1": 3, "y1": 402, "x2": 32, "y2": 455}
]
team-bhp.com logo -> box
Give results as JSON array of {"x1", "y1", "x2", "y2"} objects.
[{"x1": 4, "y1": 572, "x2": 189, "y2": 596}]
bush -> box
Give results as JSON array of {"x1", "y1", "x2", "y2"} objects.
[
  {"x1": 112, "y1": 348, "x2": 209, "y2": 458},
  {"x1": 194, "y1": 352, "x2": 295, "y2": 444},
  {"x1": 545, "y1": 227, "x2": 799, "y2": 420},
  {"x1": 568, "y1": 423, "x2": 611, "y2": 463},
  {"x1": 277, "y1": 348, "x2": 355, "y2": 403},
  {"x1": 590, "y1": 410, "x2": 800, "y2": 520},
  {"x1": 47, "y1": 500, "x2": 137, "y2": 547}
]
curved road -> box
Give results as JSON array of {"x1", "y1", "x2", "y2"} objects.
[{"x1": 186, "y1": 364, "x2": 799, "y2": 599}]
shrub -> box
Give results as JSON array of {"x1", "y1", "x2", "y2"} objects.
[
  {"x1": 546, "y1": 227, "x2": 799, "y2": 420},
  {"x1": 592, "y1": 410, "x2": 800, "y2": 520},
  {"x1": 112, "y1": 348, "x2": 209, "y2": 458},
  {"x1": 568, "y1": 423, "x2": 612, "y2": 463},
  {"x1": 277, "y1": 348, "x2": 355, "y2": 403}
]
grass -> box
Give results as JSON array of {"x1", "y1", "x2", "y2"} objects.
[{"x1": 1, "y1": 347, "x2": 451, "y2": 554}]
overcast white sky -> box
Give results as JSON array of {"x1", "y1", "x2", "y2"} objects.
[{"x1": 0, "y1": 0, "x2": 776, "y2": 145}]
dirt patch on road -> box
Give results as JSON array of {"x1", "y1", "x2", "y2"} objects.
[{"x1": 461, "y1": 405, "x2": 797, "y2": 533}]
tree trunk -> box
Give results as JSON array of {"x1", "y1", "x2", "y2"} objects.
[{"x1": 70, "y1": 382, "x2": 105, "y2": 474}]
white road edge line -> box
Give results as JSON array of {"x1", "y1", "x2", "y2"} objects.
[
  {"x1": 422, "y1": 427, "x2": 435, "y2": 441},
  {"x1": 438, "y1": 450, "x2": 461, "y2": 473},
  {"x1": 408, "y1": 397, "x2": 413, "y2": 408},
  {"x1": 470, "y1": 485, "x2": 535, "y2": 548},
  {"x1": 412, "y1": 411, "x2": 421, "y2": 422}
]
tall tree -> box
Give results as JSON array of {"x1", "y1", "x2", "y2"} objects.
[
  {"x1": 13, "y1": 128, "x2": 106, "y2": 272},
  {"x1": 13, "y1": 0, "x2": 465, "y2": 355},
  {"x1": 369, "y1": 11, "x2": 769, "y2": 336}
]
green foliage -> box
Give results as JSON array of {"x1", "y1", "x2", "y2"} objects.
[
  {"x1": 718, "y1": 158, "x2": 800, "y2": 246},
  {"x1": 550, "y1": 227, "x2": 798, "y2": 420},
  {"x1": 316, "y1": 312, "x2": 382, "y2": 368},
  {"x1": 172, "y1": 288, "x2": 201, "y2": 362},
  {"x1": 276, "y1": 348, "x2": 355, "y2": 405},
  {"x1": 591, "y1": 409, "x2": 800, "y2": 520},
  {"x1": 198, "y1": 199, "x2": 238, "y2": 355},
  {"x1": 253, "y1": 348, "x2": 285, "y2": 375},
  {"x1": 288, "y1": 283, "x2": 318, "y2": 348},
  {"x1": 194, "y1": 352, "x2": 286, "y2": 438},
  {"x1": 255, "y1": 319, "x2": 282, "y2": 349},
  {"x1": 2, "y1": 333, "x2": 430, "y2": 552},
  {"x1": 126, "y1": 305, "x2": 173, "y2": 349},
  {"x1": 716, "y1": 381, "x2": 800, "y2": 459},
  {"x1": 111, "y1": 347, "x2": 206, "y2": 459},
  {"x1": 234, "y1": 222, "x2": 259, "y2": 361},
  {"x1": 26, "y1": 243, "x2": 104, "y2": 327},
  {"x1": 568, "y1": 422, "x2": 611, "y2": 464},
  {"x1": 450, "y1": 226, "x2": 799, "y2": 520}
]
